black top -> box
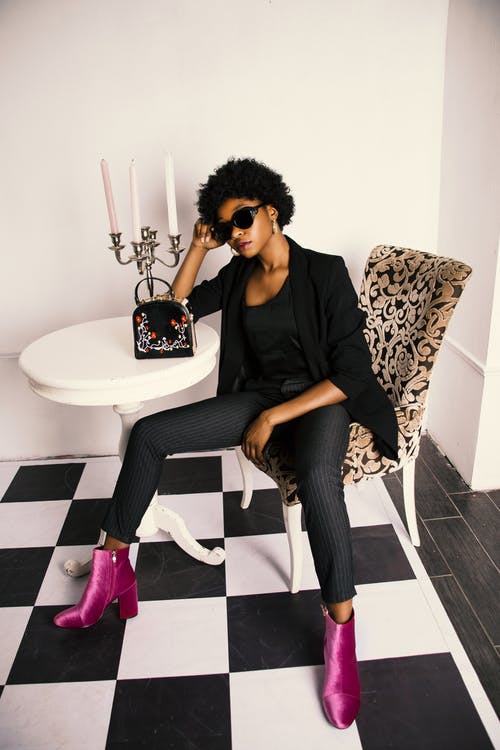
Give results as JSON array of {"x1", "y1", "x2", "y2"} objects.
[{"x1": 242, "y1": 277, "x2": 311, "y2": 387}]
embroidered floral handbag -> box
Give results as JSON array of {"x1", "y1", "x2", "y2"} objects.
[{"x1": 132, "y1": 277, "x2": 196, "y2": 359}]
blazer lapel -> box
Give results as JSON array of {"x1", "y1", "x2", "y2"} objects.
[
  {"x1": 287, "y1": 237, "x2": 324, "y2": 382},
  {"x1": 220, "y1": 258, "x2": 256, "y2": 387}
]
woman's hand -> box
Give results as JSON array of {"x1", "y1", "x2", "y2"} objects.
[
  {"x1": 190, "y1": 219, "x2": 223, "y2": 252},
  {"x1": 172, "y1": 219, "x2": 222, "y2": 298},
  {"x1": 242, "y1": 412, "x2": 274, "y2": 468}
]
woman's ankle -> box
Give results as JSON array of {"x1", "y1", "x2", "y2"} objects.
[
  {"x1": 326, "y1": 599, "x2": 353, "y2": 624},
  {"x1": 102, "y1": 535, "x2": 129, "y2": 551}
]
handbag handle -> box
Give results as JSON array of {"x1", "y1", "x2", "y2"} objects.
[{"x1": 134, "y1": 276, "x2": 174, "y2": 304}]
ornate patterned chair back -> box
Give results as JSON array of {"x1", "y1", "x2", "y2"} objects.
[
  {"x1": 256, "y1": 245, "x2": 472, "y2": 502},
  {"x1": 360, "y1": 245, "x2": 472, "y2": 409}
]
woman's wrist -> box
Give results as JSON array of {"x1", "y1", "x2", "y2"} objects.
[
  {"x1": 261, "y1": 408, "x2": 280, "y2": 428},
  {"x1": 188, "y1": 241, "x2": 209, "y2": 256}
]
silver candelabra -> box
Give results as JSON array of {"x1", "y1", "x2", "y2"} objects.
[{"x1": 107, "y1": 227, "x2": 185, "y2": 297}]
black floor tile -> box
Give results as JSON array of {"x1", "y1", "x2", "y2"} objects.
[
  {"x1": 0, "y1": 547, "x2": 53, "y2": 606},
  {"x1": 420, "y1": 434, "x2": 471, "y2": 494},
  {"x1": 449, "y1": 492, "x2": 500, "y2": 567},
  {"x1": 356, "y1": 653, "x2": 495, "y2": 749},
  {"x1": 2, "y1": 463, "x2": 85, "y2": 502},
  {"x1": 487, "y1": 490, "x2": 500, "y2": 509},
  {"x1": 352, "y1": 524, "x2": 415, "y2": 585},
  {"x1": 382, "y1": 473, "x2": 451, "y2": 576},
  {"x1": 158, "y1": 456, "x2": 223, "y2": 495},
  {"x1": 223, "y1": 488, "x2": 299, "y2": 537},
  {"x1": 135, "y1": 539, "x2": 226, "y2": 600},
  {"x1": 7, "y1": 605, "x2": 125, "y2": 684},
  {"x1": 106, "y1": 675, "x2": 231, "y2": 750},
  {"x1": 425, "y1": 517, "x2": 500, "y2": 645},
  {"x1": 57, "y1": 498, "x2": 112, "y2": 545},
  {"x1": 227, "y1": 589, "x2": 323, "y2": 672},
  {"x1": 414, "y1": 459, "x2": 461, "y2": 520},
  {"x1": 432, "y1": 575, "x2": 500, "y2": 716}
]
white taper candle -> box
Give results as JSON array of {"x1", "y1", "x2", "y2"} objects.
[
  {"x1": 129, "y1": 159, "x2": 142, "y2": 243},
  {"x1": 100, "y1": 159, "x2": 119, "y2": 234},
  {"x1": 165, "y1": 152, "x2": 179, "y2": 236}
]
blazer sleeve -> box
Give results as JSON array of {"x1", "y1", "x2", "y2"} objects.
[
  {"x1": 325, "y1": 258, "x2": 373, "y2": 400},
  {"x1": 187, "y1": 259, "x2": 234, "y2": 322}
]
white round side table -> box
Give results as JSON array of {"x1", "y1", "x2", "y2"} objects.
[{"x1": 19, "y1": 316, "x2": 226, "y2": 573}]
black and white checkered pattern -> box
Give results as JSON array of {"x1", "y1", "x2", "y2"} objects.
[{"x1": 0, "y1": 452, "x2": 497, "y2": 749}]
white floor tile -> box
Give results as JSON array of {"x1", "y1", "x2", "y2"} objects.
[
  {"x1": 142, "y1": 492, "x2": 225, "y2": 542},
  {"x1": 0, "y1": 681, "x2": 116, "y2": 750},
  {"x1": 0, "y1": 500, "x2": 71, "y2": 548},
  {"x1": 225, "y1": 532, "x2": 319, "y2": 596},
  {"x1": 345, "y1": 478, "x2": 393, "y2": 528},
  {"x1": 230, "y1": 666, "x2": 363, "y2": 750},
  {"x1": 355, "y1": 579, "x2": 449, "y2": 661},
  {"x1": 73, "y1": 456, "x2": 122, "y2": 499},
  {"x1": 0, "y1": 607, "x2": 32, "y2": 683},
  {"x1": 118, "y1": 597, "x2": 229, "y2": 679}
]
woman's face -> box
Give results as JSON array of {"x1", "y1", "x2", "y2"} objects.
[{"x1": 215, "y1": 197, "x2": 277, "y2": 257}]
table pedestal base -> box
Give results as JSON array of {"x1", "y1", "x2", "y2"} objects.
[{"x1": 136, "y1": 497, "x2": 225, "y2": 565}]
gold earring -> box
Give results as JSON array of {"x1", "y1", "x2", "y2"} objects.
[
  {"x1": 272, "y1": 219, "x2": 278, "y2": 234},
  {"x1": 231, "y1": 247, "x2": 240, "y2": 257}
]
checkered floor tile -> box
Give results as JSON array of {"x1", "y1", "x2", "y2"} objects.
[{"x1": 0, "y1": 452, "x2": 498, "y2": 749}]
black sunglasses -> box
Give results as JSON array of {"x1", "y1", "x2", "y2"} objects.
[{"x1": 213, "y1": 203, "x2": 266, "y2": 244}]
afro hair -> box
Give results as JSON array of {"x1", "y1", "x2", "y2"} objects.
[{"x1": 197, "y1": 157, "x2": 295, "y2": 229}]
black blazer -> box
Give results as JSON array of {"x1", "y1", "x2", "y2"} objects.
[{"x1": 188, "y1": 236, "x2": 398, "y2": 460}]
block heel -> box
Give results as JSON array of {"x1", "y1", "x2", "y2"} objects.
[{"x1": 119, "y1": 581, "x2": 138, "y2": 619}]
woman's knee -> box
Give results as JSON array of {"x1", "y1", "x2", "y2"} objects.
[
  {"x1": 127, "y1": 414, "x2": 166, "y2": 457},
  {"x1": 129, "y1": 415, "x2": 151, "y2": 441}
]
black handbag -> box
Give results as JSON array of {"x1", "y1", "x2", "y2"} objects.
[{"x1": 132, "y1": 277, "x2": 197, "y2": 359}]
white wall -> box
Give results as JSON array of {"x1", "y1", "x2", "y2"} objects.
[
  {"x1": 427, "y1": 0, "x2": 500, "y2": 489},
  {"x1": 0, "y1": 0, "x2": 449, "y2": 459}
]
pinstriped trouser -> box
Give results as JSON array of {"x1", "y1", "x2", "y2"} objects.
[{"x1": 102, "y1": 389, "x2": 354, "y2": 604}]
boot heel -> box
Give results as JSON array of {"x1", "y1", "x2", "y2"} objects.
[{"x1": 119, "y1": 581, "x2": 138, "y2": 619}]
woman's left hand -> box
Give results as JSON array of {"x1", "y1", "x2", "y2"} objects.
[{"x1": 242, "y1": 412, "x2": 274, "y2": 468}]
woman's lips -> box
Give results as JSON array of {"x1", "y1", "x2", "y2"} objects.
[{"x1": 238, "y1": 241, "x2": 251, "y2": 252}]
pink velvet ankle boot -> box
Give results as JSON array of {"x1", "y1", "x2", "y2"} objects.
[
  {"x1": 322, "y1": 606, "x2": 360, "y2": 729},
  {"x1": 54, "y1": 547, "x2": 138, "y2": 628}
]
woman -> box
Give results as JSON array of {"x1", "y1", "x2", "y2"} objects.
[{"x1": 54, "y1": 158, "x2": 398, "y2": 730}]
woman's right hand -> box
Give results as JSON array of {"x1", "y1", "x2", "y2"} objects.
[
  {"x1": 173, "y1": 220, "x2": 222, "y2": 298},
  {"x1": 190, "y1": 219, "x2": 223, "y2": 252}
]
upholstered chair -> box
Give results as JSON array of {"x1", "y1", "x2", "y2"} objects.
[{"x1": 240, "y1": 245, "x2": 472, "y2": 593}]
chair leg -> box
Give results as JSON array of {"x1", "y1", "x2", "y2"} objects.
[
  {"x1": 402, "y1": 460, "x2": 420, "y2": 546},
  {"x1": 236, "y1": 447, "x2": 254, "y2": 509},
  {"x1": 282, "y1": 502, "x2": 303, "y2": 594}
]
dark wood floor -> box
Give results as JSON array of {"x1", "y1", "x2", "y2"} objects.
[{"x1": 382, "y1": 434, "x2": 500, "y2": 718}]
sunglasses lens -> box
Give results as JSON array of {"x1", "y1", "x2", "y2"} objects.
[
  {"x1": 214, "y1": 205, "x2": 261, "y2": 243},
  {"x1": 233, "y1": 207, "x2": 255, "y2": 229}
]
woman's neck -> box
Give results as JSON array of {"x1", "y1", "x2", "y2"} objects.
[{"x1": 257, "y1": 233, "x2": 290, "y2": 273}]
